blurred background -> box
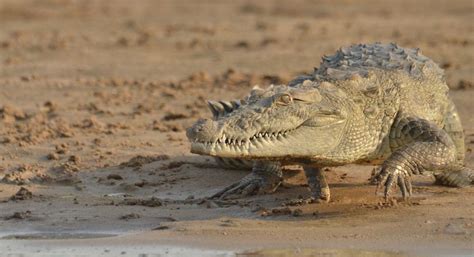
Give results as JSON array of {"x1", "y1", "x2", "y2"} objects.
[{"x1": 1, "y1": 0, "x2": 473, "y2": 86}]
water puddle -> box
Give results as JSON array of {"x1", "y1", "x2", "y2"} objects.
[
  {"x1": 0, "y1": 232, "x2": 470, "y2": 257},
  {"x1": 240, "y1": 248, "x2": 473, "y2": 257},
  {"x1": 0, "y1": 242, "x2": 234, "y2": 257},
  {"x1": 240, "y1": 248, "x2": 410, "y2": 257},
  {"x1": 0, "y1": 242, "x2": 470, "y2": 257},
  {"x1": 1, "y1": 232, "x2": 117, "y2": 240}
]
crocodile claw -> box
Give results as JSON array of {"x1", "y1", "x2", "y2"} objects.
[
  {"x1": 375, "y1": 167, "x2": 413, "y2": 200},
  {"x1": 310, "y1": 186, "x2": 331, "y2": 203},
  {"x1": 210, "y1": 173, "x2": 281, "y2": 200}
]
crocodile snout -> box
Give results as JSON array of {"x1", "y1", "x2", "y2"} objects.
[{"x1": 186, "y1": 118, "x2": 221, "y2": 143}]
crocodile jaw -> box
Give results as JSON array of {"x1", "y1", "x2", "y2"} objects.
[{"x1": 190, "y1": 122, "x2": 345, "y2": 160}]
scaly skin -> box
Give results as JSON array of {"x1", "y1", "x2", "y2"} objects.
[
  {"x1": 205, "y1": 100, "x2": 285, "y2": 198},
  {"x1": 187, "y1": 43, "x2": 473, "y2": 201}
]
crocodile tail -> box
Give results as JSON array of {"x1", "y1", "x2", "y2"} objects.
[
  {"x1": 207, "y1": 100, "x2": 241, "y2": 120},
  {"x1": 434, "y1": 166, "x2": 474, "y2": 187}
]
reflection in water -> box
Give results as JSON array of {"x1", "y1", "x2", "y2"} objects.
[
  {"x1": 1, "y1": 232, "x2": 117, "y2": 240},
  {"x1": 240, "y1": 248, "x2": 411, "y2": 257},
  {"x1": 0, "y1": 234, "x2": 466, "y2": 257}
]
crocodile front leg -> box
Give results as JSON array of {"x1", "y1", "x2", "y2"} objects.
[
  {"x1": 210, "y1": 161, "x2": 282, "y2": 199},
  {"x1": 304, "y1": 166, "x2": 330, "y2": 203},
  {"x1": 376, "y1": 115, "x2": 473, "y2": 199}
]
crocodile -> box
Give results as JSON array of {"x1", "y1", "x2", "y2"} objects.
[{"x1": 186, "y1": 42, "x2": 473, "y2": 201}]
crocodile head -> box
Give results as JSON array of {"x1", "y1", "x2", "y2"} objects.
[{"x1": 186, "y1": 81, "x2": 348, "y2": 161}]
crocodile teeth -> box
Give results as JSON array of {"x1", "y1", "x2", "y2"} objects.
[{"x1": 199, "y1": 128, "x2": 296, "y2": 148}]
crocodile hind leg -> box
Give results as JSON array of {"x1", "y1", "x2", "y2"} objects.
[
  {"x1": 442, "y1": 99, "x2": 465, "y2": 163},
  {"x1": 304, "y1": 166, "x2": 330, "y2": 203},
  {"x1": 376, "y1": 115, "x2": 473, "y2": 199},
  {"x1": 435, "y1": 100, "x2": 470, "y2": 185},
  {"x1": 211, "y1": 161, "x2": 283, "y2": 199}
]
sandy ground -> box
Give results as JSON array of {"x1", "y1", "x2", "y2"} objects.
[{"x1": 0, "y1": 0, "x2": 473, "y2": 256}]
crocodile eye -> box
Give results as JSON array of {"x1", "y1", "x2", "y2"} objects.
[{"x1": 276, "y1": 94, "x2": 292, "y2": 105}]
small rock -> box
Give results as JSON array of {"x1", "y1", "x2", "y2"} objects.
[
  {"x1": 251, "y1": 205, "x2": 265, "y2": 213},
  {"x1": 5, "y1": 211, "x2": 31, "y2": 220},
  {"x1": 92, "y1": 138, "x2": 102, "y2": 145},
  {"x1": 205, "y1": 200, "x2": 220, "y2": 209},
  {"x1": 10, "y1": 187, "x2": 33, "y2": 201},
  {"x1": 162, "y1": 112, "x2": 188, "y2": 121},
  {"x1": 388, "y1": 198, "x2": 398, "y2": 206},
  {"x1": 42, "y1": 101, "x2": 58, "y2": 113},
  {"x1": 119, "y1": 213, "x2": 141, "y2": 220},
  {"x1": 117, "y1": 37, "x2": 129, "y2": 47},
  {"x1": 441, "y1": 62, "x2": 452, "y2": 69},
  {"x1": 0, "y1": 105, "x2": 27, "y2": 121},
  {"x1": 292, "y1": 209, "x2": 303, "y2": 217},
  {"x1": 119, "y1": 183, "x2": 138, "y2": 192},
  {"x1": 271, "y1": 207, "x2": 292, "y2": 215},
  {"x1": 457, "y1": 80, "x2": 473, "y2": 90},
  {"x1": 234, "y1": 40, "x2": 250, "y2": 48},
  {"x1": 220, "y1": 219, "x2": 241, "y2": 227},
  {"x1": 55, "y1": 143, "x2": 68, "y2": 154},
  {"x1": 107, "y1": 174, "x2": 123, "y2": 180},
  {"x1": 68, "y1": 155, "x2": 80, "y2": 164},
  {"x1": 47, "y1": 153, "x2": 59, "y2": 160},
  {"x1": 120, "y1": 197, "x2": 163, "y2": 207},
  {"x1": 135, "y1": 180, "x2": 149, "y2": 187},
  {"x1": 444, "y1": 223, "x2": 468, "y2": 235},
  {"x1": 119, "y1": 155, "x2": 169, "y2": 168},
  {"x1": 152, "y1": 225, "x2": 170, "y2": 230}
]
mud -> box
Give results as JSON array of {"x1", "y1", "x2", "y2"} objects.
[{"x1": 0, "y1": 0, "x2": 473, "y2": 256}]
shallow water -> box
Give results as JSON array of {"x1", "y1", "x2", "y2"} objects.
[
  {"x1": 0, "y1": 230, "x2": 472, "y2": 257},
  {"x1": 1, "y1": 232, "x2": 117, "y2": 240},
  {"x1": 2, "y1": 239, "x2": 473, "y2": 257},
  {"x1": 0, "y1": 241, "x2": 234, "y2": 257},
  {"x1": 0, "y1": 241, "x2": 409, "y2": 257}
]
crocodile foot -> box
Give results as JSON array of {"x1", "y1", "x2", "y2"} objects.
[
  {"x1": 210, "y1": 173, "x2": 281, "y2": 200},
  {"x1": 375, "y1": 167, "x2": 413, "y2": 200},
  {"x1": 308, "y1": 186, "x2": 331, "y2": 203},
  {"x1": 304, "y1": 166, "x2": 331, "y2": 203},
  {"x1": 369, "y1": 166, "x2": 383, "y2": 185}
]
